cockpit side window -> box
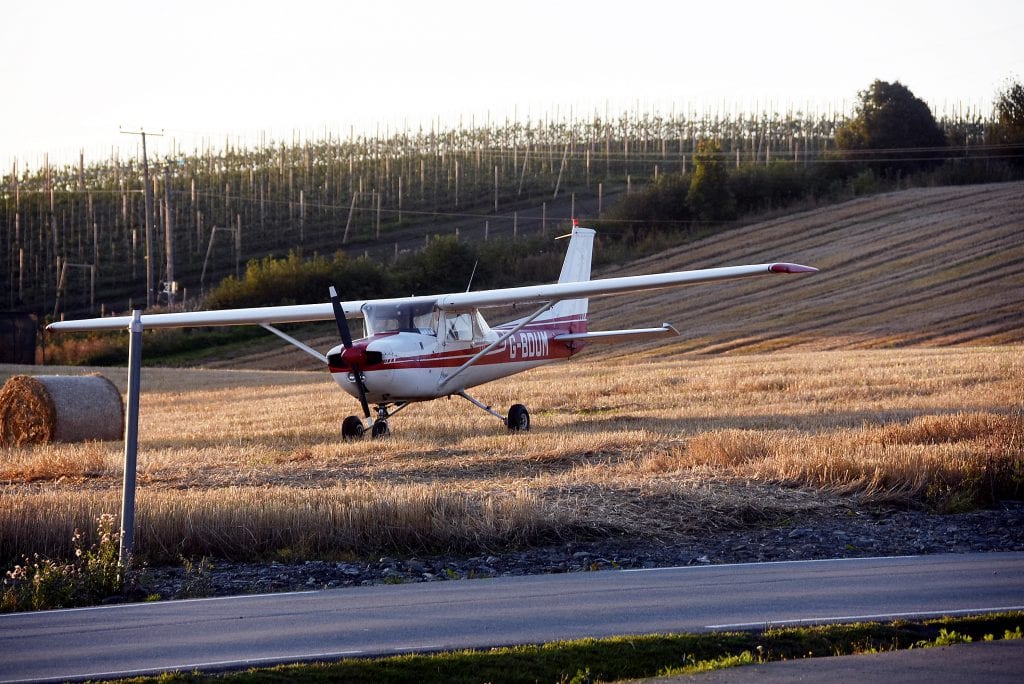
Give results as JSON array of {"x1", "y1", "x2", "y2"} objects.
[{"x1": 444, "y1": 312, "x2": 474, "y2": 342}]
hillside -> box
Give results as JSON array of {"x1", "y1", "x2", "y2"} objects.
[
  {"x1": 592, "y1": 181, "x2": 1023, "y2": 355},
  {"x1": 171, "y1": 182, "x2": 1023, "y2": 370}
]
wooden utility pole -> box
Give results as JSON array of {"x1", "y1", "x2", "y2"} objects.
[
  {"x1": 163, "y1": 166, "x2": 175, "y2": 309},
  {"x1": 121, "y1": 129, "x2": 162, "y2": 307}
]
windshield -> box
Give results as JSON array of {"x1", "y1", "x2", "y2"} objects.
[{"x1": 362, "y1": 300, "x2": 438, "y2": 336}]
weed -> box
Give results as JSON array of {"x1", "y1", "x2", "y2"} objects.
[
  {"x1": 565, "y1": 666, "x2": 592, "y2": 684},
  {"x1": 1, "y1": 513, "x2": 124, "y2": 612},
  {"x1": 179, "y1": 557, "x2": 215, "y2": 598},
  {"x1": 915, "y1": 628, "x2": 973, "y2": 649}
]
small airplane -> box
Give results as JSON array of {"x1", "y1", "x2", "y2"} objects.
[{"x1": 48, "y1": 225, "x2": 817, "y2": 439}]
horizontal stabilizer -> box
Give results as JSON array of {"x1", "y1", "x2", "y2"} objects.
[{"x1": 554, "y1": 323, "x2": 680, "y2": 344}]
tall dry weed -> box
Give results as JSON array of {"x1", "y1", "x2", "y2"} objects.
[
  {"x1": 0, "y1": 442, "x2": 112, "y2": 482},
  {"x1": 686, "y1": 430, "x2": 775, "y2": 467},
  {"x1": 2, "y1": 485, "x2": 568, "y2": 563},
  {"x1": 875, "y1": 413, "x2": 1008, "y2": 445}
]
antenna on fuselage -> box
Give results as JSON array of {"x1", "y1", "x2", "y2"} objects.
[{"x1": 465, "y1": 260, "x2": 478, "y2": 292}]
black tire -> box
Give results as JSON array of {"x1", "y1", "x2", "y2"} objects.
[
  {"x1": 341, "y1": 415, "x2": 365, "y2": 440},
  {"x1": 371, "y1": 418, "x2": 390, "y2": 439},
  {"x1": 507, "y1": 404, "x2": 530, "y2": 432}
]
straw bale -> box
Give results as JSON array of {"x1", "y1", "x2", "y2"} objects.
[{"x1": 0, "y1": 375, "x2": 124, "y2": 447}]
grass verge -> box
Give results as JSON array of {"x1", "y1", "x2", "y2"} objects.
[{"x1": 110, "y1": 612, "x2": 1024, "y2": 683}]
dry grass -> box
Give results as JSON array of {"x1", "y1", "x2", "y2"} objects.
[
  {"x1": 0, "y1": 442, "x2": 111, "y2": 483},
  {"x1": 1, "y1": 345, "x2": 1021, "y2": 562}
]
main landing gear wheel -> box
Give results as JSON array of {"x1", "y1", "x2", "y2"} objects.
[
  {"x1": 371, "y1": 418, "x2": 390, "y2": 439},
  {"x1": 507, "y1": 404, "x2": 530, "y2": 432},
  {"x1": 341, "y1": 415, "x2": 365, "y2": 440}
]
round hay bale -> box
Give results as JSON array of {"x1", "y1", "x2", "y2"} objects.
[{"x1": 0, "y1": 375, "x2": 124, "y2": 446}]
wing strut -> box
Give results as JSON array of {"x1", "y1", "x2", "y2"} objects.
[
  {"x1": 259, "y1": 324, "x2": 328, "y2": 363},
  {"x1": 438, "y1": 301, "x2": 559, "y2": 389}
]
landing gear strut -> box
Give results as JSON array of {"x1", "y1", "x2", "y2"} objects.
[
  {"x1": 343, "y1": 395, "x2": 531, "y2": 439},
  {"x1": 456, "y1": 391, "x2": 531, "y2": 432}
]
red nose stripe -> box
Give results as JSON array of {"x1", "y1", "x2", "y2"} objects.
[{"x1": 341, "y1": 346, "x2": 368, "y2": 367}]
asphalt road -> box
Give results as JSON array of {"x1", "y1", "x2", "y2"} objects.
[{"x1": 2, "y1": 553, "x2": 1023, "y2": 682}]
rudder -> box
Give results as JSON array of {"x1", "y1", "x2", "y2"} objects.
[{"x1": 545, "y1": 226, "x2": 594, "y2": 321}]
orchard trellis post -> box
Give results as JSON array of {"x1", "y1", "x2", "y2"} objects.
[
  {"x1": 1, "y1": 102, "x2": 995, "y2": 319},
  {"x1": 119, "y1": 129, "x2": 162, "y2": 308}
]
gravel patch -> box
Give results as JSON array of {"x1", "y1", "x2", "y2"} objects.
[{"x1": 131, "y1": 501, "x2": 1024, "y2": 601}]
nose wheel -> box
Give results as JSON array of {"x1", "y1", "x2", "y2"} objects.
[
  {"x1": 341, "y1": 403, "x2": 406, "y2": 440},
  {"x1": 371, "y1": 418, "x2": 390, "y2": 438}
]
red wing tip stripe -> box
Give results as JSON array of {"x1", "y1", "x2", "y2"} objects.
[{"x1": 769, "y1": 263, "x2": 818, "y2": 274}]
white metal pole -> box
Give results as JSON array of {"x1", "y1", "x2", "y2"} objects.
[{"x1": 119, "y1": 310, "x2": 143, "y2": 566}]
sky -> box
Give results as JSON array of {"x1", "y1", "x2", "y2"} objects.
[{"x1": 3, "y1": 0, "x2": 1022, "y2": 170}]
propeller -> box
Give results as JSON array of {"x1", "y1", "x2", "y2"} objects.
[{"x1": 329, "y1": 286, "x2": 371, "y2": 420}]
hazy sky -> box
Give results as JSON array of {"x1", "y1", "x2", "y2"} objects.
[{"x1": 3, "y1": 0, "x2": 1022, "y2": 168}]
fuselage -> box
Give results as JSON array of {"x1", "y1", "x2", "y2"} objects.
[{"x1": 327, "y1": 314, "x2": 585, "y2": 404}]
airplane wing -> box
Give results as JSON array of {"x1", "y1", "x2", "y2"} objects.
[
  {"x1": 47, "y1": 301, "x2": 354, "y2": 332},
  {"x1": 434, "y1": 263, "x2": 816, "y2": 311},
  {"x1": 47, "y1": 263, "x2": 815, "y2": 332}
]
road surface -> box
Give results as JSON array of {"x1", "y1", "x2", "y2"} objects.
[{"x1": 2, "y1": 553, "x2": 1022, "y2": 682}]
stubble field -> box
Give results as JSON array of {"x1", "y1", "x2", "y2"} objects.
[{"x1": 2, "y1": 344, "x2": 1020, "y2": 563}]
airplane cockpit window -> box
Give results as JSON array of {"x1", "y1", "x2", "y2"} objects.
[
  {"x1": 362, "y1": 300, "x2": 438, "y2": 336},
  {"x1": 444, "y1": 312, "x2": 474, "y2": 342}
]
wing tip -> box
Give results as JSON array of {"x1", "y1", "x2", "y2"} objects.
[{"x1": 769, "y1": 263, "x2": 818, "y2": 274}]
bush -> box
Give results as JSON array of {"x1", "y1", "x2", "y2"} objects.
[
  {"x1": 396, "y1": 235, "x2": 479, "y2": 294},
  {"x1": 729, "y1": 163, "x2": 811, "y2": 215},
  {"x1": 205, "y1": 251, "x2": 396, "y2": 309}
]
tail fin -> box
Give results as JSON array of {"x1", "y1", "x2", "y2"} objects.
[{"x1": 543, "y1": 226, "x2": 594, "y2": 322}]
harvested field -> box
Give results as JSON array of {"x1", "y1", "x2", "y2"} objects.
[
  {"x1": 595, "y1": 182, "x2": 1024, "y2": 353},
  {"x1": 2, "y1": 183, "x2": 1022, "y2": 565},
  {"x1": 1, "y1": 345, "x2": 1020, "y2": 562}
]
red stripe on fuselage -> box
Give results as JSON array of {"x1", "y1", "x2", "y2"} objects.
[{"x1": 327, "y1": 316, "x2": 587, "y2": 374}]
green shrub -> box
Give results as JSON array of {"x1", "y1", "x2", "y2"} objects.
[{"x1": 206, "y1": 251, "x2": 396, "y2": 309}]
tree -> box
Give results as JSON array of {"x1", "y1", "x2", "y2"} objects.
[
  {"x1": 835, "y1": 80, "x2": 947, "y2": 174},
  {"x1": 687, "y1": 140, "x2": 735, "y2": 222},
  {"x1": 398, "y1": 235, "x2": 478, "y2": 294},
  {"x1": 991, "y1": 78, "x2": 1024, "y2": 170},
  {"x1": 603, "y1": 173, "x2": 692, "y2": 243}
]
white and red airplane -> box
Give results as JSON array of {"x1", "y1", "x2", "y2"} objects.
[{"x1": 48, "y1": 225, "x2": 817, "y2": 438}]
